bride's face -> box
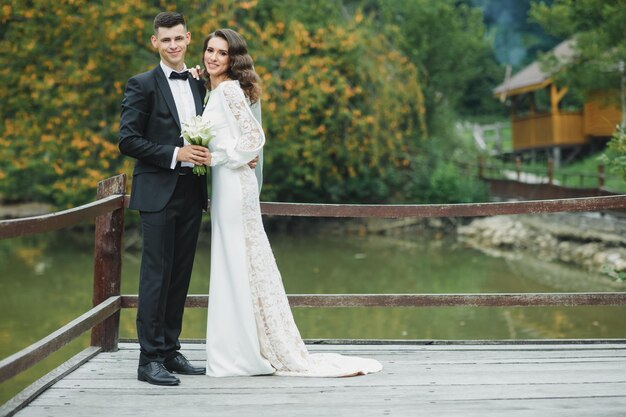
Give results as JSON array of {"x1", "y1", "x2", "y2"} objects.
[{"x1": 204, "y1": 36, "x2": 230, "y2": 80}]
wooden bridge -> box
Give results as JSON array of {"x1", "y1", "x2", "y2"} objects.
[{"x1": 2, "y1": 174, "x2": 626, "y2": 417}]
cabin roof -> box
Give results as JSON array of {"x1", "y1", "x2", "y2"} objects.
[{"x1": 494, "y1": 39, "x2": 576, "y2": 97}]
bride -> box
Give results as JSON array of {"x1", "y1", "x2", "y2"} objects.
[{"x1": 200, "y1": 28, "x2": 382, "y2": 377}]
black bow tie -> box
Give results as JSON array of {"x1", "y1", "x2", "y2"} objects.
[{"x1": 169, "y1": 70, "x2": 189, "y2": 81}]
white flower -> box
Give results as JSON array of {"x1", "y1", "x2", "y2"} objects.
[
  {"x1": 180, "y1": 115, "x2": 215, "y2": 175},
  {"x1": 181, "y1": 115, "x2": 214, "y2": 147}
]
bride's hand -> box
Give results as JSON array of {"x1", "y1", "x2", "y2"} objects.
[
  {"x1": 248, "y1": 156, "x2": 259, "y2": 169},
  {"x1": 189, "y1": 65, "x2": 202, "y2": 80}
]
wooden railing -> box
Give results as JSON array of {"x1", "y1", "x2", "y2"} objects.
[
  {"x1": 511, "y1": 111, "x2": 586, "y2": 151},
  {"x1": 2, "y1": 174, "x2": 626, "y2": 398},
  {"x1": 477, "y1": 157, "x2": 607, "y2": 189},
  {"x1": 472, "y1": 157, "x2": 622, "y2": 201},
  {"x1": 0, "y1": 175, "x2": 126, "y2": 416}
]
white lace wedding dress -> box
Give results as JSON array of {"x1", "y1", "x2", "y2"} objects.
[{"x1": 203, "y1": 80, "x2": 382, "y2": 377}]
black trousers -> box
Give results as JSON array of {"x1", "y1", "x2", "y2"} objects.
[{"x1": 136, "y1": 174, "x2": 203, "y2": 366}]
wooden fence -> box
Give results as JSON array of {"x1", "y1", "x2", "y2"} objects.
[
  {"x1": 471, "y1": 157, "x2": 624, "y2": 201},
  {"x1": 2, "y1": 173, "x2": 626, "y2": 389}
]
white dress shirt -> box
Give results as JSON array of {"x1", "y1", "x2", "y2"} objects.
[{"x1": 160, "y1": 61, "x2": 196, "y2": 169}]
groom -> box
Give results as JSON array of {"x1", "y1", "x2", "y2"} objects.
[{"x1": 119, "y1": 11, "x2": 209, "y2": 386}]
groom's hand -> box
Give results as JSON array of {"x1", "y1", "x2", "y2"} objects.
[
  {"x1": 189, "y1": 65, "x2": 202, "y2": 80},
  {"x1": 178, "y1": 145, "x2": 211, "y2": 166}
]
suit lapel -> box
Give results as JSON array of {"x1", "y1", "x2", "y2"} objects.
[
  {"x1": 189, "y1": 80, "x2": 204, "y2": 116},
  {"x1": 154, "y1": 66, "x2": 181, "y2": 130}
]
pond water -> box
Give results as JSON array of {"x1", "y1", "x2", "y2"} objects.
[{"x1": 1, "y1": 223, "x2": 625, "y2": 403}]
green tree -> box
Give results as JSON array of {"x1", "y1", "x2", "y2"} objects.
[
  {"x1": 530, "y1": 0, "x2": 626, "y2": 183},
  {"x1": 530, "y1": 0, "x2": 626, "y2": 94},
  {"x1": 355, "y1": 0, "x2": 504, "y2": 123},
  {"x1": 240, "y1": 11, "x2": 428, "y2": 203},
  {"x1": 0, "y1": 0, "x2": 490, "y2": 207},
  {"x1": 0, "y1": 0, "x2": 161, "y2": 206},
  {"x1": 600, "y1": 126, "x2": 626, "y2": 182}
]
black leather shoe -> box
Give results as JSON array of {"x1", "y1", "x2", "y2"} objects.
[
  {"x1": 138, "y1": 362, "x2": 180, "y2": 386},
  {"x1": 164, "y1": 354, "x2": 206, "y2": 375}
]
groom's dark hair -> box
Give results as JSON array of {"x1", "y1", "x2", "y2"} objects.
[{"x1": 153, "y1": 12, "x2": 186, "y2": 34}]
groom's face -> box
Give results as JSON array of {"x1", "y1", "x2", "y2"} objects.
[{"x1": 151, "y1": 24, "x2": 190, "y2": 71}]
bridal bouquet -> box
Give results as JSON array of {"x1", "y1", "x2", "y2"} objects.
[{"x1": 181, "y1": 115, "x2": 214, "y2": 175}]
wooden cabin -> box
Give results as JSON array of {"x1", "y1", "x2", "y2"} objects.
[{"x1": 494, "y1": 39, "x2": 622, "y2": 153}]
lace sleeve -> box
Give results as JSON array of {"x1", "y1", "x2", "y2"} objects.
[{"x1": 220, "y1": 81, "x2": 265, "y2": 169}]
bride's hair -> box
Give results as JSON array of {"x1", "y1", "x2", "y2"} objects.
[{"x1": 202, "y1": 29, "x2": 261, "y2": 104}]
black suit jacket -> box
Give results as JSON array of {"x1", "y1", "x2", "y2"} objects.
[{"x1": 119, "y1": 65, "x2": 208, "y2": 212}]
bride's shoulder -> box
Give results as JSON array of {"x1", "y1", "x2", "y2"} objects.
[
  {"x1": 218, "y1": 80, "x2": 245, "y2": 99},
  {"x1": 217, "y1": 79, "x2": 241, "y2": 90}
]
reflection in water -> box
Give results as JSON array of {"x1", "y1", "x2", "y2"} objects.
[{"x1": 1, "y1": 228, "x2": 625, "y2": 403}]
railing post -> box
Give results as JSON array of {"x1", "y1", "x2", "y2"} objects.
[
  {"x1": 91, "y1": 174, "x2": 126, "y2": 352},
  {"x1": 598, "y1": 163, "x2": 605, "y2": 189},
  {"x1": 547, "y1": 158, "x2": 554, "y2": 185},
  {"x1": 515, "y1": 156, "x2": 521, "y2": 181}
]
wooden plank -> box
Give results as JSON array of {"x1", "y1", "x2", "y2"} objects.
[
  {"x1": 15, "y1": 399, "x2": 626, "y2": 417},
  {"x1": 80, "y1": 354, "x2": 626, "y2": 368},
  {"x1": 286, "y1": 293, "x2": 626, "y2": 307},
  {"x1": 257, "y1": 194, "x2": 626, "y2": 218},
  {"x1": 113, "y1": 342, "x2": 626, "y2": 356},
  {"x1": 302, "y1": 338, "x2": 626, "y2": 346},
  {"x1": 0, "y1": 347, "x2": 100, "y2": 417},
  {"x1": 0, "y1": 297, "x2": 120, "y2": 384},
  {"x1": 0, "y1": 194, "x2": 124, "y2": 239},
  {"x1": 137, "y1": 193, "x2": 626, "y2": 218},
  {"x1": 124, "y1": 193, "x2": 626, "y2": 219},
  {"x1": 119, "y1": 292, "x2": 626, "y2": 308},
  {"x1": 98, "y1": 341, "x2": 626, "y2": 354},
  {"x1": 29, "y1": 383, "x2": 626, "y2": 406},
  {"x1": 72, "y1": 346, "x2": 626, "y2": 363},
  {"x1": 55, "y1": 363, "x2": 626, "y2": 386},
  {"x1": 112, "y1": 342, "x2": 626, "y2": 353},
  {"x1": 40, "y1": 382, "x2": 626, "y2": 399},
  {"x1": 85, "y1": 348, "x2": 626, "y2": 363}
]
